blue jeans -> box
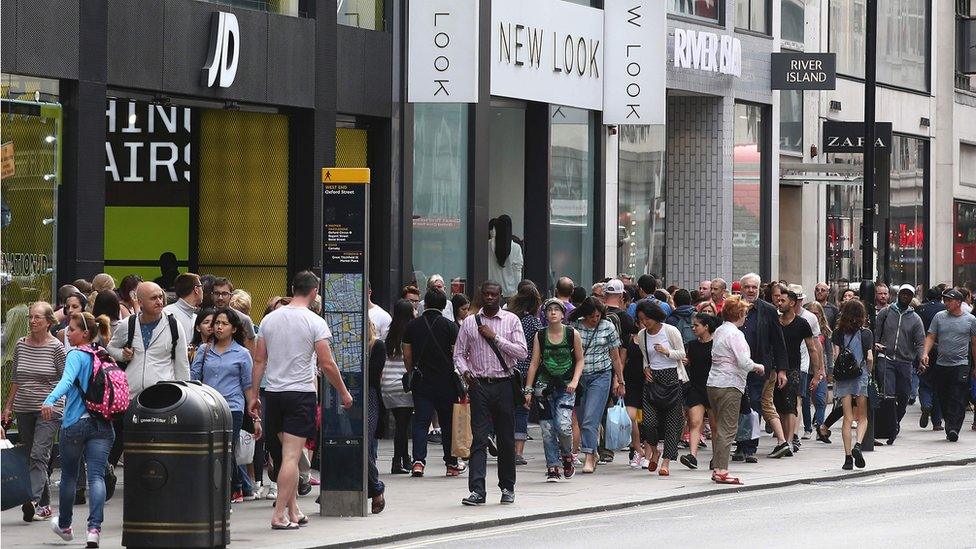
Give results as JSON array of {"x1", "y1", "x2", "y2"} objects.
[
  {"x1": 918, "y1": 369, "x2": 943, "y2": 426},
  {"x1": 540, "y1": 390, "x2": 575, "y2": 467},
  {"x1": 515, "y1": 405, "x2": 529, "y2": 441},
  {"x1": 800, "y1": 372, "x2": 827, "y2": 431},
  {"x1": 230, "y1": 411, "x2": 254, "y2": 495},
  {"x1": 577, "y1": 370, "x2": 611, "y2": 454},
  {"x1": 57, "y1": 417, "x2": 115, "y2": 531}
]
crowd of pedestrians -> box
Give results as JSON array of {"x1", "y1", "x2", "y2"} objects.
[{"x1": 3, "y1": 265, "x2": 975, "y2": 545}]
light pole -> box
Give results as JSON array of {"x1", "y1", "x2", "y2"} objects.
[{"x1": 861, "y1": 0, "x2": 877, "y2": 282}]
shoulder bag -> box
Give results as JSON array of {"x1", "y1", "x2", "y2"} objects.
[
  {"x1": 475, "y1": 315, "x2": 523, "y2": 402},
  {"x1": 643, "y1": 331, "x2": 683, "y2": 409}
]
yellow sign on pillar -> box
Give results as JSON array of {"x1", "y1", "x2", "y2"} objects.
[{"x1": 321, "y1": 167, "x2": 370, "y2": 184}]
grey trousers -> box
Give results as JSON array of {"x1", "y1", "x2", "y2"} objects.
[{"x1": 17, "y1": 411, "x2": 61, "y2": 505}]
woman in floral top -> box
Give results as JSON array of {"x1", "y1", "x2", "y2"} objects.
[{"x1": 508, "y1": 283, "x2": 543, "y2": 465}]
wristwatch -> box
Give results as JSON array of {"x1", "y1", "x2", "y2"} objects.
[{"x1": 522, "y1": 387, "x2": 533, "y2": 395}]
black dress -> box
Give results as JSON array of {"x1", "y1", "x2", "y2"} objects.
[
  {"x1": 684, "y1": 339, "x2": 713, "y2": 408},
  {"x1": 623, "y1": 336, "x2": 645, "y2": 408}
]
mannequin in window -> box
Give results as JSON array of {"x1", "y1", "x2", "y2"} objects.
[{"x1": 488, "y1": 215, "x2": 524, "y2": 298}]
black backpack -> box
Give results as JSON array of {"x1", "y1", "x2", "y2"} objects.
[
  {"x1": 834, "y1": 331, "x2": 864, "y2": 381},
  {"x1": 120, "y1": 313, "x2": 179, "y2": 369}
]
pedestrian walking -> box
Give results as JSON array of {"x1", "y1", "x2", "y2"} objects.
[
  {"x1": 508, "y1": 283, "x2": 543, "y2": 465},
  {"x1": 190, "y1": 307, "x2": 258, "y2": 502},
  {"x1": 382, "y1": 299, "x2": 417, "y2": 474},
  {"x1": 118, "y1": 275, "x2": 142, "y2": 319},
  {"x1": 163, "y1": 273, "x2": 203, "y2": 341},
  {"x1": 211, "y1": 277, "x2": 257, "y2": 354},
  {"x1": 91, "y1": 291, "x2": 121, "y2": 347},
  {"x1": 55, "y1": 291, "x2": 87, "y2": 351},
  {"x1": 106, "y1": 281, "x2": 189, "y2": 469},
  {"x1": 568, "y1": 297, "x2": 624, "y2": 474},
  {"x1": 454, "y1": 281, "x2": 527, "y2": 505},
  {"x1": 451, "y1": 293, "x2": 472, "y2": 327},
  {"x1": 874, "y1": 284, "x2": 926, "y2": 443},
  {"x1": 707, "y1": 297, "x2": 764, "y2": 484},
  {"x1": 916, "y1": 288, "x2": 946, "y2": 430},
  {"x1": 832, "y1": 299, "x2": 874, "y2": 469},
  {"x1": 368, "y1": 283, "x2": 393, "y2": 339},
  {"x1": 403, "y1": 289, "x2": 463, "y2": 477},
  {"x1": 802, "y1": 301, "x2": 831, "y2": 437},
  {"x1": 248, "y1": 271, "x2": 353, "y2": 530},
  {"x1": 666, "y1": 289, "x2": 698, "y2": 345},
  {"x1": 679, "y1": 313, "x2": 720, "y2": 470},
  {"x1": 523, "y1": 298, "x2": 584, "y2": 482},
  {"x1": 921, "y1": 289, "x2": 976, "y2": 442},
  {"x1": 418, "y1": 274, "x2": 456, "y2": 321},
  {"x1": 621, "y1": 327, "x2": 648, "y2": 469},
  {"x1": 3, "y1": 302, "x2": 66, "y2": 522},
  {"x1": 366, "y1": 321, "x2": 386, "y2": 514},
  {"x1": 43, "y1": 312, "x2": 116, "y2": 548},
  {"x1": 774, "y1": 287, "x2": 822, "y2": 454},
  {"x1": 634, "y1": 301, "x2": 687, "y2": 476}
]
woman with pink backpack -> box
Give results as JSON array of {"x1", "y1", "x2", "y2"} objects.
[{"x1": 41, "y1": 311, "x2": 122, "y2": 549}]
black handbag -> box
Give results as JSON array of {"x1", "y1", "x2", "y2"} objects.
[
  {"x1": 834, "y1": 332, "x2": 864, "y2": 381},
  {"x1": 475, "y1": 315, "x2": 523, "y2": 403},
  {"x1": 1, "y1": 444, "x2": 30, "y2": 511},
  {"x1": 646, "y1": 380, "x2": 683, "y2": 409}
]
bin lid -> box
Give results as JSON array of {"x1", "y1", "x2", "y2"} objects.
[{"x1": 127, "y1": 381, "x2": 232, "y2": 431}]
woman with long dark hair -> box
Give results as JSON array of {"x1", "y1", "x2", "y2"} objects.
[
  {"x1": 382, "y1": 299, "x2": 417, "y2": 473},
  {"x1": 831, "y1": 299, "x2": 873, "y2": 470},
  {"x1": 508, "y1": 283, "x2": 543, "y2": 464},
  {"x1": 488, "y1": 214, "x2": 524, "y2": 298},
  {"x1": 450, "y1": 293, "x2": 471, "y2": 327},
  {"x1": 567, "y1": 297, "x2": 624, "y2": 473},
  {"x1": 680, "y1": 313, "x2": 721, "y2": 470}
]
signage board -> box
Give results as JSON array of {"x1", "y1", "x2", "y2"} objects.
[
  {"x1": 603, "y1": 0, "x2": 666, "y2": 125},
  {"x1": 1, "y1": 142, "x2": 14, "y2": 179},
  {"x1": 202, "y1": 12, "x2": 240, "y2": 88},
  {"x1": 770, "y1": 52, "x2": 836, "y2": 90},
  {"x1": 322, "y1": 168, "x2": 369, "y2": 273},
  {"x1": 673, "y1": 28, "x2": 741, "y2": 77},
  {"x1": 490, "y1": 0, "x2": 604, "y2": 110},
  {"x1": 822, "y1": 121, "x2": 893, "y2": 153},
  {"x1": 408, "y1": 0, "x2": 479, "y2": 103}
]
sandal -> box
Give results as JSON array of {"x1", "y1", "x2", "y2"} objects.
[
  {"x1": 271, "y1": 521, "x2": 300, "y2": 530},
  {"x1": 711, "y1": 472, "x2": 742, "y2": 485},
  {"x1": 658, "y1": 466, "x2": 669, "y2": 477},
  {"x1": 646, "y1": 460, "x2": 658, "y2": 472},
  {"x1": 296, "y1": 515, "x2": 309, "y2": 526}
]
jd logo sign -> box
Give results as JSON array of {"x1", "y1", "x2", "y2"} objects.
[{"x1": 202, "y1": 12, "x2": 240, "y2": 88}]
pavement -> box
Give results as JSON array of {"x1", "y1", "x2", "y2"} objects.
[{"x1": 3, "y1": 405, "x2": 975, "y2": 548}]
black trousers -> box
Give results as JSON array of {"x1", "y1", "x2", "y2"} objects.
[
  {"x1": 933, "y1": 364, "x2": 971, "y2": 435},
  {"x1": 108, "y1": 416, "x2": 124, "y2": 466},
  {"x1": 390, "y1": 407, "x2": 413, "y2": 462},
  {"x1": 468, "y1": 377, "x2": 516, "y2": 496}
]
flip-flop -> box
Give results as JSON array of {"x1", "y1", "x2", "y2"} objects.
[
  {"x1": 272, "y1": 522, "x2": 299, "y2": 530},
  {"x1": 647, "y1": 460, "x2": 658, "y2": 472},
  {"x1": 296, "y1": 515, "x2": 309, "y2": 526},
  {"x1": 711, "y1": 472, "x2": 742, "y2": 485},
  {"x1": 658, "y1": 467, "x2": 669, "y2": 477}
]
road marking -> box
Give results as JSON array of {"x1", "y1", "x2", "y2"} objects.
[{"x1": 855, "y1": 466, "x2": 963, "y2": 485}]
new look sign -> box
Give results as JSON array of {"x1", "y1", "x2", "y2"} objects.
[{"x1": 490, "y1": 0, "x2": 605, "y2": 111}]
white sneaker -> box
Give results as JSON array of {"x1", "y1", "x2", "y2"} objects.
[
  {"x1": 50, "y1": 517, "x2": 73, "y2": 541},
  {"x1": 255, "y1": 482, "x2": 269, "y2": 500},
  {"x1": 86, "y1": 528, "x2": 100, "y2": 548},
  {"x1": 640, "y1": 458, "x2": 650, "y2": 469},
  {"x1": 266, "y1": 481, "x2": 278, "y2": 500},
  {"x1": 629, "y1": 454, "x2": 642, "y2": 469}
]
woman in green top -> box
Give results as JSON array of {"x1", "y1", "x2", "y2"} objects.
[{"x1": 524, "y1": 299, "x2": 584, "y2": 482}]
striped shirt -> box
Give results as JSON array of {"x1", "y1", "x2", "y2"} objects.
[
  {"x1": 574, "y1": 319, "x2": 621, "y2": 374},
  {"x1": 454, "y1": 309, "x2": 528, "y2": 378},
  {"x1": 12, "y1": 338, "x2": 66, "y2": 413}
]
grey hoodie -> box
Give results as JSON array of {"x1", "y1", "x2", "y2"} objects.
[{"x1": 874, "y1": 304, "x2": 926, "y2": 364}]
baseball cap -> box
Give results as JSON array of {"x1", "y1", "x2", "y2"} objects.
[
  {"x1": 787, "y1": 284, "x2": 806, "y2": 300},
  {"x1": 897, "y1": 284, "x2": 915, "y2": 296},
  {"x1": 942, "y1": 288, "x2": 964, "y2": 301},
  {"x1": 604, "y1": 279, "x2": 625, "y2": 294}
]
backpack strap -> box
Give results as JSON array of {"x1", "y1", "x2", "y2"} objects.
[
  {"x1": 125, "y1": 314, "x2": 137, "y2": 349},
  {"x1": 166, "y1": 314, "x2": 178, "y2": 361}
]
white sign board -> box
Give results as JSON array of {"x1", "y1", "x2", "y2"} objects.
[
  {"x1": 408, "y1": 0, "x2": 479, "y2": 103},
  {"x1": 202, "y1": 12, "x2": 241, "y2": 88},
  {"x1": 490, "y1": 0, "x2": 604, "y2": 110},
  {"x1": 603, "y1": 0, "x2": 666, "y2": 124},
  {"x1": 673, "y1": 28, "x2": 742, "y2": 77}
]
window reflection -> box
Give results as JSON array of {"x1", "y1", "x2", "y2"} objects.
[
  {"x1": 733, "y1": 103, "x2": 764, "y2": 280},
  {"x1": 669, "y1": 0, "x2": 720, "y2": 22},
  {"x1": 550, "y1": 106, "x2": 595, "y2": 290},
  {"x1": 617, "y1": 126, "x2": 666, "y2": 280}
]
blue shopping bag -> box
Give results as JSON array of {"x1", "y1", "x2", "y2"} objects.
[
  {"x1": 1, "y1": 444, "x2": 31, "y2": 511},
  {"x1": 604, "y1": 399, "x2": 632, "y2": 451}
]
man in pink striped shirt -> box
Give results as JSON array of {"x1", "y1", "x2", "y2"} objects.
[{"x1": 454, "y1": 281, "x2": 527, "y2": 506}]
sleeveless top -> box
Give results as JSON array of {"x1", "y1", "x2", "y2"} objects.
[{"x1": 539, "y1": 326, "x2": 574, "y2": 385}]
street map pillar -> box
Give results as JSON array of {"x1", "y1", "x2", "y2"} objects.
[{"x1": 319, "y1": 167, "x2": 370, "y2": 517}]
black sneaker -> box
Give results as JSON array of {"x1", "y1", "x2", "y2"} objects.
[
  {"x1": 768, "y1": 442, "x2": 792, "y2": 459},
  {"x1": 500, "y1": 489, "x2": 515, "y2": 504},
  {"x1": 852, "y1": 443, "x2": 865, "y2": 468},
  {"x1": 947, "y1": 430, "x2": 959, "y2": 442},
  {"x1": 461, "y1": 492, "x2": 486, "y2": 506},
  {"x1": 545, "y1": 468, "x2": 561, "y2": 482},
  {"x1": 487, "y1": 436, "x2": 498, "y2": 457},
  {"x1": 562, "y1": 457, "x2": 576, "y2": 479},
  {"x1": 842, "y1": 455, "x2": 854, "y2": 470},
  {"x1": 514, "y1": 454, "x2": 528, "y2": 466},
  {"x1": 679, "y1": 454, "x2": 698, "y2": 469},
  {"x1": 731, "y1": 451, "x2": 746, "y2": 462},
  {"x1": 298, "y1": 478, "x2": 312, "y2": 496},
  {"x1": 22, "y1": 500, "x2": 35, "y2": 523},
  {"x1": 427, "y1": 430, "x2": 442, "y2": 444},
  {"x1": 919, "y1": 406, "x2": 930, "y2": 428},
  {"x1": 744, "y1": 454, "x2": 759, "y2": 464}
]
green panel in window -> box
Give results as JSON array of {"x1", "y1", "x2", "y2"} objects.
[{"x1": 104, "y1": 206, "x2": 189, "y2": 261}]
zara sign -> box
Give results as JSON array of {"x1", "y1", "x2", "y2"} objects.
[
  {"x1": 202, "y1": 12, "x2": 240, "y2": 89},
  {"x1": 672, "y1": 28, "x2": 741, "y2": 77}
]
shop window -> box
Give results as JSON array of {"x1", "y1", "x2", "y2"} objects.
[
  {"x1": 732, "y1": 102, "x2": 765, "y2": 280},
  {"x1": 198, "y1": 109, "x2": 289, "y2": 323},
  {"x1": 780, "y1": 89, "x2": 803, "y2": 154},
  {"x1": 669, "y1": 0, "x2": 721, "y2": 23},
  {"x1": 1, "y1": 87, "x2": 61, "y2": 397},
  {"x1": 962, "y1": 142, "x2": 976, "y2": 188},
  {"x1": 829, "y1": 0, "x2": 929, "y2": 92},
  {"x1": 781, "y1": 0, "x2": 805, "y2": 48},
  {"x1": 337, "y1": 0, "x2": 384, "y2": 31},
  {"x1": 550, "y1": 106, "x2": 596, "y2": 290},
  {"x1": 412, "y1": 104, "x2": 468, "y2": 292},
  {"x1": 955, "y1": 201, "x2": 976, "y2": 288},
  {"x1": 887, "y1": 135, "x2": 926, "y2": 287},
  {"x1": 617, "y1": 125, "x2": 665, "y2": 280},
  {"x1": 825, "y1": 174, "x2": 864, "y2": 286},
  {"x1": 735, "y1": 0, "x2": 769, "y2": 34}
]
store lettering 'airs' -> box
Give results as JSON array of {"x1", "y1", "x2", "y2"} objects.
[{"x1": 104, "y1": 99, "x2": 192, "y2": 184}]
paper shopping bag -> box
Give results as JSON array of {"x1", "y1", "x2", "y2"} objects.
[{"x1": 452, "y1": 400, "x2": 472, "y2": 459}]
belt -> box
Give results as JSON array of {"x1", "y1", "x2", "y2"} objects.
[{"x1": 473, "y1": 376, "x2": 512, "y2": 384}]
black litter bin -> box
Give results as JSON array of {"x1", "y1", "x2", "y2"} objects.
[{"x1": 122, "y1": 380, "x2": 233, "y2": 548}]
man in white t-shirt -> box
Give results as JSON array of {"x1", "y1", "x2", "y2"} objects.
[
  {"x1": 368, "y1": 284, "x2": 392, "y2": 339},
  {"x1": 250, "y1": 271, "x2": 352, "y2": 529},
  {"x1": 789, "y1": 284, "x2": 826, "y2": 440}
]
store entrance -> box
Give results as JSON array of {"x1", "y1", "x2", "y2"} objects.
[{"x1": 488, "y1": 101, "x2": 526, "y2": 297}]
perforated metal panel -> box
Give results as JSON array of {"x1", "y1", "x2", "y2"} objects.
[
  {"x1": 198, "y1": 109, "x2": 289, "y2": 323},
  {"x1": 336, "y1": 128, "x2": 367, "y2": 167}
]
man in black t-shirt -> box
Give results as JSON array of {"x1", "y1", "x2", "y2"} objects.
[
  {"x1": 402, "y1": 288, "x2": 462, "y2": 477},
  {"x1": 774, "y1": 289, "x2": 820, "y2": 457}
]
